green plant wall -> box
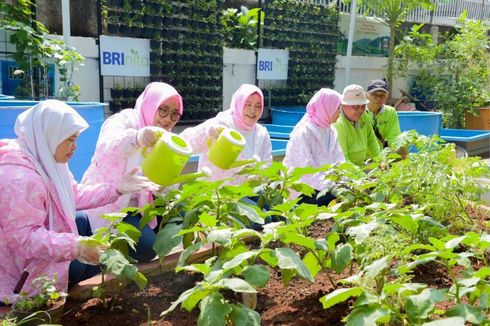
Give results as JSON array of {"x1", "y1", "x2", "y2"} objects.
[
  {"x1": 104, "y1": 0, "x2": 224, "y2": 121},
  {"x1": 262, "y1": 0, "x2": 338, "y2": 106}
]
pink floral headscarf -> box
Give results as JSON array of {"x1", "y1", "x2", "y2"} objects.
[
  {"x1": 134, "y1": 82, "x2": 183, "y2": 129},
  {"x1": 306, "y1": 88, "x2": 342, "y2": 128},
  {"x1": 230, "y1": 84, "x2": 264, "y2": 131}
]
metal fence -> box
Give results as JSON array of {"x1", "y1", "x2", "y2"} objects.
[{"x1": 304, "y1": 0, "x2": 490, "y2": 26}]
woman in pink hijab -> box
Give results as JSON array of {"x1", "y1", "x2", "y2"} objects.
[
  {"x1": 180, "y1": 84, "x2": 272, "y2": 186},
  {"x1": 283, "y1": 88, "x2": 345, "y2": 206},
  {"x1": 81, "y1": 82, "x2": 183, "y2": 263}
]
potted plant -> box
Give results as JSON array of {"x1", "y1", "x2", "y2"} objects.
[{"x1": 10, "y1": 276, "x2": 67, "y2": 325}]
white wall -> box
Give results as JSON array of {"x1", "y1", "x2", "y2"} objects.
[
  {"x1": 61, "y1": 36, "x2": 100, "y2": 103},
  {"x1": 334, "y1": 55, "x2": 418, "y2": 99},
  {"x1": 222, "y1": 48, "x2": 256, "y2": 111}
]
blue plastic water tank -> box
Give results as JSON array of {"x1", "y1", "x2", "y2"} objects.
[
  {"x1": 271, "y1": 106, "x2": 306, "y2": 126},
  {"x1": 398, "y1": 111, "x2": 442, "y2": 136},
  {"x1": 0, "y1": 100, "x2": 106, "y2": 181}
]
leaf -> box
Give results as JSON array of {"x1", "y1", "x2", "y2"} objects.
[
  {"x1": 177, "y1": 242, "x2": 205, "y2": 267},
  {"x1": 199, "y1": 212, "x2": 217, "y2": 227},
  {"x1": 242, "y1": 265, "x2": 270, "y2": 288},
  {"x1": 208, "y1": 228, "x2": 233, "y2": 245},
  {"x1": 364, "y1": 256, "x2": 390, "y2": 279},
  {"x1": 390, "y1": 214, "x2": 418, "y2": 234},
  {"x1": 332, "y1": 243, "x2": 353, "y2": 274},
  {"x1": 229, "y1": 303, "x2": 261, "y2": 326},
  {"x1": 444, "y1": 235, "x2": 466, "y2": 249},
  {"x1": 347, "y1": 222, "x2": 378, "y2": 245},
  {"x1": 100, "y1": 249, "x2": 130, "y2": 276},
  {"x1": 115, "y1": 222, "x2": 142, "y2": 242},
  {"x1": 198, "y1": 292, "x2": 232, "y2": 326},
  {"x1": 132, "y1": 271, "x2": 148, "y2": 290},
  {"x1": 215, "y1": 278, "x2": 257, "y2": 293},
  {"x1": 280, "y1": 268, "x2": 296, "y2": 285},
  {"x1": 406, "y1": 288, "x2": 446, "y2": 323},
  {"x1": 303, "y1": 252, "x2": 322, "y2": 279},
  {"x1": 281, "y1": 232, "x2": 316, "y2": 250},
  {"x1": 320, "y1": 287, "x2": 363, "y2": 309},
  {"x1": 398, "y1": 256, "x2": 436, "y2": 274},
  {"x1": 182, "y1": 286, "x2": 211, "y2": 312},
  {"x1": 235, "y1": 202, "x2": 263, "y2": 224},
  {"x1": 421, "y1": 317, "x2": 465, "y2": 326},
  {"x1": 275, "y1": 248, "x2": 314, "y2": 282},
  {"x1": 176, "y1": 263, "x2": 211, "y2": 275},
  {"x1": 326, "y1": 233, "x2": 340, "y2": 252},
  {"x1": 153, "y1": 222, "x2": 183, "y2": 259},
  {"x1": 222, "y1": 251, "x2": 257, "y2": 272},
  {"x1": 396, "y1": 283, "x2": 427, "y2": 297},
  {"x1": 272, "y1": 200, "x2": 297, "y2": 213},
  {"x1": 345, "y1": 306, "x2": 391, "y2": 326},
  {"x1": 445, "y1": 304, "x2": 485, "y2": 324},
  {"x1": 259, "y1": 250, "x2": 278, "y2": 268},
  {"x1": 474, "y1": 267, "x2": 490, "y2": 279}
]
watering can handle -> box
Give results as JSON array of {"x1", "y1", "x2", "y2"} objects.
[
  {"x1": 141, "y1": 146, "x2": 150, "y2": 158},
  {"x1": 206, "y1": 126, "x2": 225, "y2": 148},
  {"x1": 140, "y1": 130, "x2": 164, "y2": 158}
]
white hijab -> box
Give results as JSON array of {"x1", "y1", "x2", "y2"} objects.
[{"x1": 14, "y1": 100, "x2": 89, "y2": 225}]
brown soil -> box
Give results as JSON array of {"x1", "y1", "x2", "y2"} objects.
[
  {"x1": 61, "y1": 220, "x2": 353, "y2": 326},
  {"x1": 61, "y1": 267, "x2": 354, "y2": 326},
  {"x1": 60, "y1": 219, "x2": 474, "y2": 326}
]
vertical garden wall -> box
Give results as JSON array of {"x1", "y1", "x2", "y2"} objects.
[
  {"x1": 103, "y1": 0, "x2": 339, "y2": 117},
  {"x1": 262, "y1": 0, "x2": 339, "y2": 106},
  {"x1": 104, "y1": 0, "x2": 224, "y2": 121}
]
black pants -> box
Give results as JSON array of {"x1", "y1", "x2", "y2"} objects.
[{"x1": 298, "y1": 190, "x2": 336, "y2": 207}]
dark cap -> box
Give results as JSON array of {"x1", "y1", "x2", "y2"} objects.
[{"x1": 367, "y1": 79, "x2": 388, "y2": 93}]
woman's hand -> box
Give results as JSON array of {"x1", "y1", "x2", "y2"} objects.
[
  {"x1": 206, "y1": 125, "x2": 226, "y2": 148},
  {"x1": 116, "y1": 168, "x2": 160, "y2": 194},
  {"x1": 75, "y1": 237, "x2": 105, "y2": 265},
  {"x1": 136, "y1": 126, "x2": 164, "y2": 147}
]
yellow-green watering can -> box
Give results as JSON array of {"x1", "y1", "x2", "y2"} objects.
[
  {"x1": 141, "y1": 132, "x2": 208, "y2": 186},
  {"x1": 207, "y1": 127, "x2": 258, "y2": 170}
]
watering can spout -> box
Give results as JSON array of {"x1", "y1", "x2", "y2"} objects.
[
  {"x1": 226, "y1": 155, "x2": 260, "y2": 169},
  {"x1": 169, "y1": 167, "x2": 211, "y2": 185}
]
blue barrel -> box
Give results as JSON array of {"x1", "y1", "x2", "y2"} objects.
[
  {"x1": 271, "y1": 106, "x2": 306, "y2": 126},
  {"x1": 398, "y1": 111, "x2": 442, "y2": 136},
  {"x1": 0, "y1": 101, "x2": 107, "y2": 181}
]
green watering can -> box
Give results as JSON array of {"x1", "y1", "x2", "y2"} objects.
[
  {"x1": 141, "y1": 132, "x2": 208, "y2": 186},
  {"x1": 207, "y1": 127, "x2": 258, "y2": 170}
]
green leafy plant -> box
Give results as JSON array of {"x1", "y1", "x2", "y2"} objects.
[
  {"x1": 221, "y1": 6, "x2": 261, "y2": 50},
  {"x1": 395, "y1": 13, "x2": 490, "y2": 128},
  {"x1": 13, "y1": 276, "x2": 67, "y2": 313},
  {"x1": 89, "y1": 212, "x2": 148, "y2": 309},
  {"x1": 0, "y1": 0, "x2": 85, "y2": 101}
]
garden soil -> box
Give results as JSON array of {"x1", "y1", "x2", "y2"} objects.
[{"x1": 61, "y1": 216, "x2": 485, "y2": 326}]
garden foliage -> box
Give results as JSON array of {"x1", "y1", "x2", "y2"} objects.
[{"x1": 123, "y1": 131, "x2": 490, "y2": 325}]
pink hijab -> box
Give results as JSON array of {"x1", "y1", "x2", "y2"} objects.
[
  {"x1": 230, "y1": 84, "x2": 264, "y2": 131},
  {"x1": 133, "y1": 82, "x2": 183, "y2": 129},
  {"x1": 306, "y1": 88, "x2": 342, "y2": 128}
]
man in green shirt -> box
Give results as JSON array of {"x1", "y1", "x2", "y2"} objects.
[
  {"x1": 334, "y1": 84, "x2": 381, "y2": 166},
  {"x1": 365, "y1": 79, "x2": 401, "y2": 148}
]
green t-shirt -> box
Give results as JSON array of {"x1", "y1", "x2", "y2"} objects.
[
  {"x1": 334, "y1": 111, "x2": 381, "y2": 166},
  {"x1": 366, "y1": 105, "x2": 401, "y2": 148}
]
